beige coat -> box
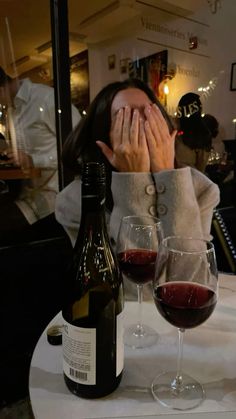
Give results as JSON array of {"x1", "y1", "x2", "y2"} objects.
[{"x1": 55, "y1": 167, "x2": 219, "y2": 299}]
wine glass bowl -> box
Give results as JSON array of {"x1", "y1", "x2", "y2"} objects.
[
  {"x1": 116, "y1": 215, "x2": 163, "y2": 349},
  {"x1": 152, "y1": 236, "x2": 218, "y2": 410}
]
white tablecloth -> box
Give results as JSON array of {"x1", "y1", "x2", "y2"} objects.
[{"x1": 29, "y1": 273, "x2": 236, "y2": 419}]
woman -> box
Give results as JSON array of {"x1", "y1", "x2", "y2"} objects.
[{"x1": 55, "y1": 79, "x2": 219, "y2": 297}]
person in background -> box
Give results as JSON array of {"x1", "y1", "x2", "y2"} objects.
[
  {"x1": 55, "y1": 78, "x2": 220, "y2": 298},
  {"x1": 0, "y1": 67, "x2": 80, "y2": 245},
  {"x1": 175, "y1": 92, "x2": 212, "y2": 173},
  {"x1": 204, "y1": 113, "x2": 226, "y2": 158},
  {"x1": 204, "y1": 113, "x2": 234, "y2": 206}
]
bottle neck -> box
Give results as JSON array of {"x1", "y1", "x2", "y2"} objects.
[
  {"x1": 73, "y1": 183, "x2": 107, "y2": 250},
  {"x1": 81, "y1": 182, "x2": 106, "y2": 218}
]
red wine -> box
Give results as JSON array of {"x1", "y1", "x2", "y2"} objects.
[
  {"x1": 118, "y1": 249, "x2": 157, "y2": 285},
  {"x1": 154, "y1": 282, "x2": 217, "y2": 329},
  {"x1": 62, "y1": 163, "x2": 124, "y2": 399}
]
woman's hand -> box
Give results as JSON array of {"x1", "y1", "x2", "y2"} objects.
[
  {"x1": 96, "y1": 106, "x2": 150, "y2": 172},
  {"x1": 144, "y1": 104, "x2": 177, "y2": 173}
]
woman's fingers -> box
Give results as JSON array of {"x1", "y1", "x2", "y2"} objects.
[
  {"x1": 122, "y1": 106, "x2": 132, "y2": 144},
  {"x1": 130, "y1": 109, "x2": 139, "y2": 146},
  {"x1": 110, "y1": 108, "x2": 123, "y2": 148},
  {"x1": 144, "y1": 104, "x2": 175, "y2": 172},
  {"x1": 144, "y1": 104, "x2": 169, "y2": 143},
  {"x1": 97, "y1": 107, "x2": 150, "y2": 172},
  {"x1": 171, "y1": 129, "x2": 178, "y2": 141},
  {"x1": 111, "y1": 106, "x2": 135, "y2": 147},
  {"x1": 138, "y1": 117, "x2": 146, "y2": 146}
]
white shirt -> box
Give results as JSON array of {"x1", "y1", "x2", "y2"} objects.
[{"x1": 10, "y1": 78, "x2": 80, "y2": 224}]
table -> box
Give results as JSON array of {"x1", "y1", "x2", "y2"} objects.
[
  {"x1": 29, "y1": 273, "x2": 236, "y2": 419},
  {"x1": 0, "y1": 167, "x2": 41, "y2": 179}
]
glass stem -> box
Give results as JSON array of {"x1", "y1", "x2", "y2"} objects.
[
  {"x1": 172, "y1": 328, "x2": 185, "y2": 392},
  {"x1": 135, "y1": 284, "x2": 144, "y2": 336}
]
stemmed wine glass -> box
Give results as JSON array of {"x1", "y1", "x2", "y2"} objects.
[
  {"x1": 152, "y1": 236, "x2": 218, "y2": 410},
  {"x1": 116, "y1": 215, "x2": 163, "y2": 349}
]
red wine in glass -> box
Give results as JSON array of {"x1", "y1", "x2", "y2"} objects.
[
  {"x1": 151, "y1": 236, "x2": 218, "y2": 410},
  {"x1": 116, "y1": 215, "x2": 163, "y2": 349},
  {"x1": 118, "y1": 249, "x2": 157, "y2": 285},
  {"x1": 153, "y1": 282, "x2": 217, "y2": 329}
]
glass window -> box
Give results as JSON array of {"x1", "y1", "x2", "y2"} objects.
[
  {"x1": 0, "y1": 0, "x2": 235, "y2": 245},
  {"x1": 68, "y1": 0, "x2": 235, "y2": 205}
]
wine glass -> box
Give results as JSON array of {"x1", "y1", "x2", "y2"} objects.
[
  {"x1": 116, "y1": 215, "x2": 163, "y2": 349},
  {"x1": 152, "y1": 236, "x2": 218, "y2": 410}
]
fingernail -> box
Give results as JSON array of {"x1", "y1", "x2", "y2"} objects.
[{"x1": 145, "y1": 105, "x2": 151, "y2": 112}]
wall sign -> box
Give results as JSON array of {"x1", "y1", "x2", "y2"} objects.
[{"x1": 230, "y1": 63, "x2": 236, "y2": 91}]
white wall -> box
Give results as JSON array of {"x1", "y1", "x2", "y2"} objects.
[{"x1": 88, "y1": 0, "x2": 236, "y2": 138}]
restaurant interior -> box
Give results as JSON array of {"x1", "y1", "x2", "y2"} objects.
[{"x1": 0, "y1": 0, "x2": 235, "y2": 417}]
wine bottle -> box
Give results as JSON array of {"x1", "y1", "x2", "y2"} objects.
[{"x1": 62, "y1": 162, "x2": 124, "y2": 398}]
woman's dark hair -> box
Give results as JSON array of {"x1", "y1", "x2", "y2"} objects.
[
  {"x1": 0, "y1": 67, "x2": 12, "y2": 86},
  {"x1": 62, "y1": 78, "x2": 175, "y2": 172},
  {"x1": 62, "y1": 78, "x2": 175, "y2": 210}
]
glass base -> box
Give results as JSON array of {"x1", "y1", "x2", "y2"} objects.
[
  {"x1": 124, "y1": 323, "x2": 159, "y2": 349},
  {"x1": 151, "y1": 371, "x2": 205, "y2": 410}
]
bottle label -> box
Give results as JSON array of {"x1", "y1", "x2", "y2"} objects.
[
  {"x1": 116, "y1": 311, "x2": 124, "y2": 376},
  {"x1": 63, "y1": 321, "x2": 96, "y2": 385},
  {"x1": 62, "y1": 312, "x2": 124, "y2": 385}
]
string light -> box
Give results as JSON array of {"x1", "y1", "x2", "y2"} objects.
[{"x1": 233, "y1": 118, "x2": 236, "y2": 139}]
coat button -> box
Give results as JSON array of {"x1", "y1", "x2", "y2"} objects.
[
  {"x1": 156, "y1": 183, "x2": 165, "y2": 194},
  {"x1": 149, "y1": 205, "x2": 156, "y2": 216},
  {"x1": 157, "y1": 204, "x2": 167, "y2": 215},
  {"x1": 145, "y1": 184, "x2": 155, "y2": 195}
]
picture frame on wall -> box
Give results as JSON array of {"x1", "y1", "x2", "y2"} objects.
[
  {"x1": 128, "y1": 50, "x2": 168, "y2": 104},
  {"x1": 230, "y1": 63, "x2": 236, "y2": 91},
  {"x1": 70, "y1": 50, "x2": 90, "y2": 114}
]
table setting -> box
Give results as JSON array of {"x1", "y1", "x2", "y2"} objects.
[{"x1": 29, "y1": 270, "x2": 236, "y2": 419}]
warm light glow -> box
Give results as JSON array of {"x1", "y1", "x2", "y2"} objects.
[
  {"x1": 233, "y1": 118, "x2": 236, "y2": 123},
  {"x1": 164, "y1": 83, "x2": 169, "y2": 95},
  {"x1": 82, "y1": 110, "x2": 87, "y2": 115},
  {"x1": 0, "y1": 123, "x2": 5, "y2": 134}
]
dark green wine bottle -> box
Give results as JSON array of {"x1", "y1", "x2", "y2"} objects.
[{"x1": 62, "y1": 162, "x2": 124, "y2": 398}]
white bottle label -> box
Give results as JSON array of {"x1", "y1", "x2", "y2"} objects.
[
  {"x1": 62, "y1": 313, "x2": 124, "y2": 385},
  {"x1": 63, "y1": 321, "x2": 96, "y2": 385},
  {"x1": 116, "y1": 311, "x2": 124, "y2": 376}
]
